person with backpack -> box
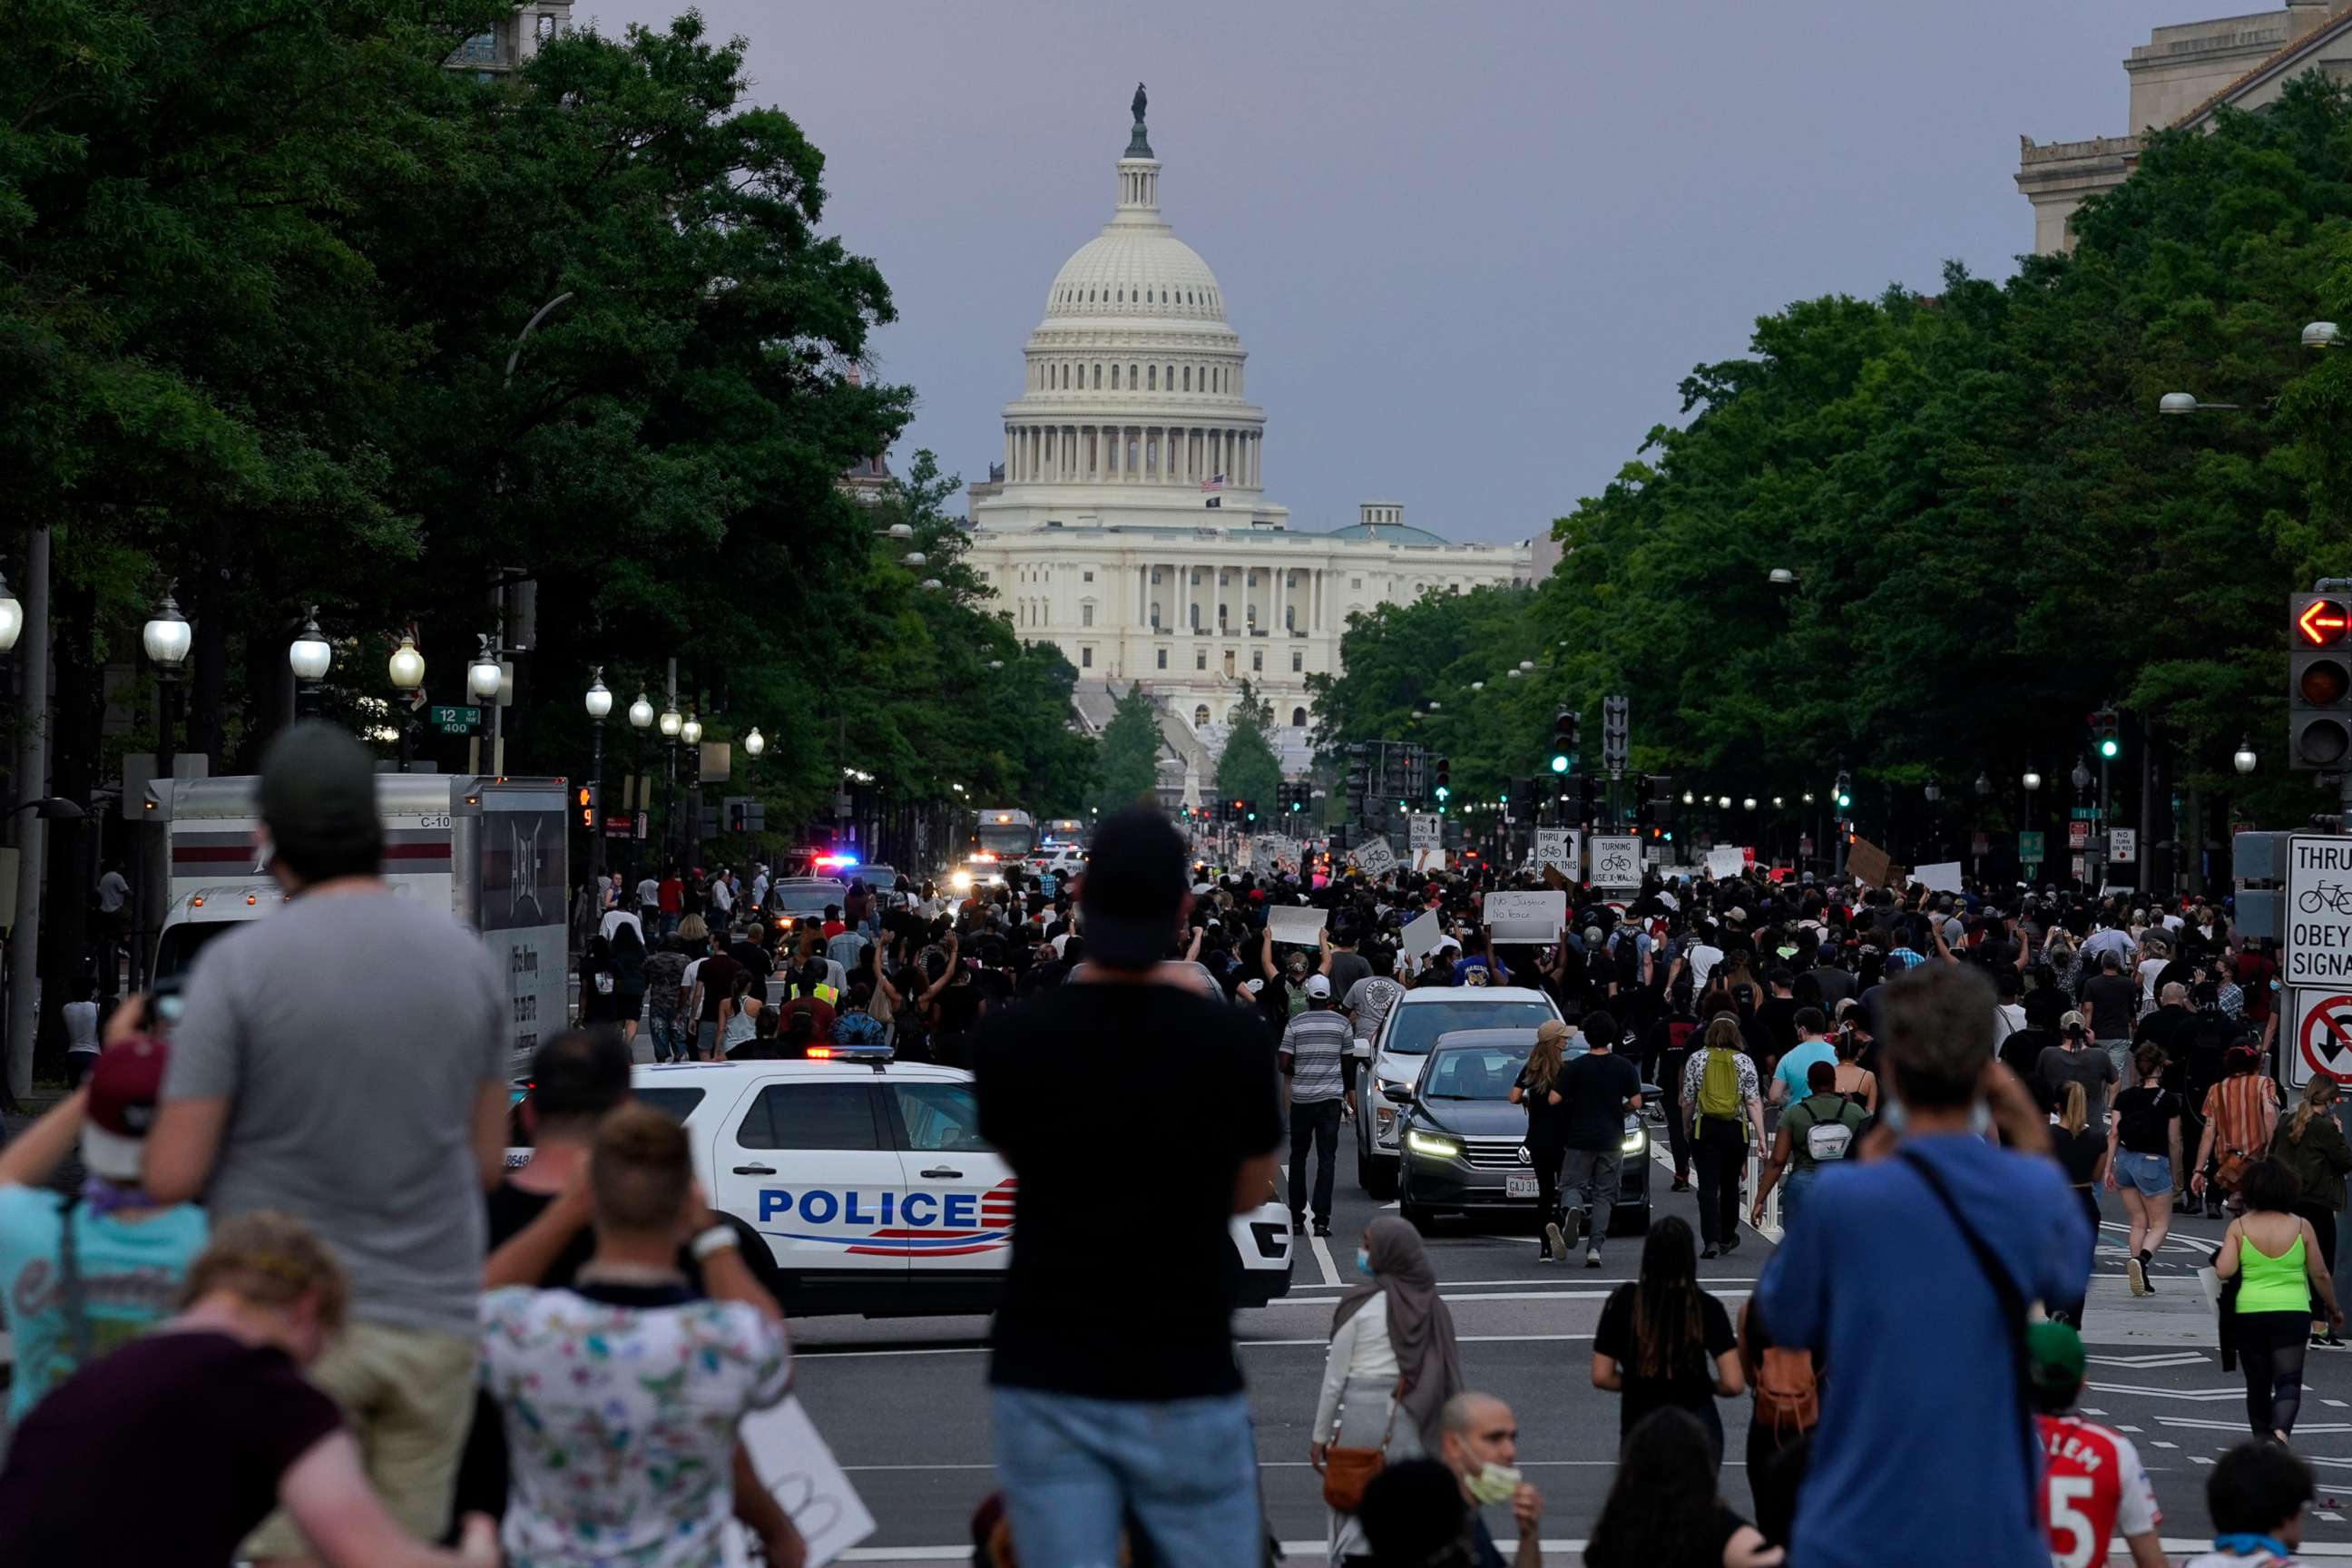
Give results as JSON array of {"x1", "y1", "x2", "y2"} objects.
[
  {"x1": 1736, "y1": 1295, "x2": 1816, "y2": 1552},
  {"x1": 1681, "y1": 1016, "x2": 1766, "y2": 1259},
  {"x1": 1749, "y1": 1061, "x2": 1864, "y2": 1236}
]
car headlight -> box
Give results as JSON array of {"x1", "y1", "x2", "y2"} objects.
[
  {"x1": 1621, "y1": 1126, "x2": 1646, "y2": 1154},
  {"x1": 950, "y1": 871, "x2": 973, "y2": 890},
  {"x1": 1406, "y1": 1130, "x2": 1461, "y2": 1159}
]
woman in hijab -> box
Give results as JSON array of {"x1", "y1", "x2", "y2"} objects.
[{"x1": 1310, "y1": 1216, "x2": 1465, "y2": 1564}]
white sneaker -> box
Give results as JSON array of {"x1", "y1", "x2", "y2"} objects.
[
  {"x1": 2127, "y1": 1257, "x2": 2147, "y2": 1297},
  {"x1": 1543, "y1": 1221, "x2": 1565, "y2": 1262}
]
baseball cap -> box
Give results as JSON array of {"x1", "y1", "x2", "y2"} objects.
[
  {"x1": 1304, "y1": 975, "x2": 1332, "y2": 1000},
  {"x1": 83, "y1": 1034, "x2": 170, "y2": 1183},
  {"x1": 2059, "y1": 1010, "x2": 2087, "y2": 1034},
  {"x1": 2026, "y1": 1319, "x2": 2085, "y2": 1399},
  {"x1": 1535, "y1": 1019, "x2": 1572, "y2": 1047}
]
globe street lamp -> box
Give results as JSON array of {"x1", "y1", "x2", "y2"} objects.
[
  {"x1": 288, "y1": 607, "x2": 332, "y2": 718},
  {"x1": 387, "y1": 633, "x2": 426, "y2": 769},
  {"x1": 2071, "y1": 756, "x2": 2092, "y2": 795},
  {"x1": 743, "y1": 727, "x2": 765, "y2": 760},
  {"x1": 2023, "y1": 767, "x2": 2041, "y2": 832},
  {"x1": 2235, "y1": 737, "x2": 2259, "y2": 775},
  {"x1": 468, "y1": 637, "x2": 504, "y2": 701},
  {"x1": 628, "y1": 692, "x2": 654, "y2": 732},
  {"x1": 584, "y1": 670, "x2": 612, "y2": 881},
  {"x1": 681, "y1": 713, "x2": 703, "y2": 747},
  {"x1": 142, "y1": 590, "x2": 193, "y2": 783},
  {"x1": 657, "y1": 703, "x2": 682, "y2": 739},
  {"x1": 1743, "y1": 796, "x2": 1758, "y2": 811},
  {"x1": 0, "y1": 570, "x2": 21, "y2": 654}
]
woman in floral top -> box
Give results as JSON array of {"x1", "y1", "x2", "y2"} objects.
[{"x1": 481, "y1": 1104, "x2": 794, "y2": 1567}]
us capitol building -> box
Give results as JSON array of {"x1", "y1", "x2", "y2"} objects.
[{"x1": 960, "y1": 87, "x2": 1534, "y2": 779}]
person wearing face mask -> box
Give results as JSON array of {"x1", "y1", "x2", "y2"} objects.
[
  {"x1": 1437, "y1": 1392, "x2": 1542, "y2": 1568},
  {"x1": 1310, "y1": 1217, "x2": 1464, "y2": 1564}
]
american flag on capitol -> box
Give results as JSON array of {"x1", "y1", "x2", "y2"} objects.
[{"x1": 1200, "y1": 472, "x2": 1223, "y2": 493}]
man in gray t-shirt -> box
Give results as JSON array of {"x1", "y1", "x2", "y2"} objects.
[{"x1": 143, "y1": 723, "x2": 507, "y2": 1551}]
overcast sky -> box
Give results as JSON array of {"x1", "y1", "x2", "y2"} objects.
[{"x1": 602, "y1": 1, "x2": 2160, "y2": 543}]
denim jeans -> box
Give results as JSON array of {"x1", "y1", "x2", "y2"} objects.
[
  {"x1": 646, "y1": 1010, "x2": 684, "y2": 1063},
  {"x1": 1780, "y1": 1165, "x2": 1818, "y2": 1235},
  {"x1": 991, "y1": 1387, "x2": 1261, "y2": 1568},
  {"x1": 1558, "y1": 1147, "x2": 1623, "y2": 1244}
]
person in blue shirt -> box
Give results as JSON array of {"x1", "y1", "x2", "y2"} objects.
[
  {"x1": 0, "y1": 1032, "x2": 209, "y2": 1426},
  {"x1": 1768, "y1": 1008, "x2": 1838, "y2": 1105},
  {"x1": 1756, "y1": 963, "x2": 2091, "y2": 1568}
]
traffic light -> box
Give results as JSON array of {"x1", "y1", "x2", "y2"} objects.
[
  {"x1": 1834, "y1": 769, "x2": 1853, "y2": 812},
  {"x1": 1578, "y1": 772, "x2": 1604, "y2": 828},
  {"x1": 1549, "y1": 707, "x2": 1579, "y2": 775},
  {"x1": 2292, "y1": 593, "x2": 2352, "y2": 769},
  {"x1": 1645, "y1": 774, "x2": 1674, "y2": 832},
  {"x1": 1433, "y1": 755, "x2": 1452, "y2": 802},
  {"x1": 1240, "y1": 799, "x2": 1258, "y2": 824},
  {"x1": 1345, "y1": 743, "x2": 1368, "y2": 820},
  {"x1": 2092, "y1": 708, "x2": 2122, "y2": 762},
  {"x1": 575, "y1": 784, "x2": 593, "y2": 830}
]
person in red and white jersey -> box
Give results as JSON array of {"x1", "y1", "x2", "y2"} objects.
[{"x1": 2029, "y1": 1319, "x2": 2165, "y2": 1568}]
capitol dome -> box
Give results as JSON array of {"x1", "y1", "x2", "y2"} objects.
[{"x1": 987, "y1": 85, "x2": 1269, "y2": 516}]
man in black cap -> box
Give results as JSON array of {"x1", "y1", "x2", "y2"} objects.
[
  {"x1": 143, "y1": 721, "x2": 510, "y2": 1564},
  {"x1": 972, "y1": 807, "x2": 1281, "y2": 1565}
]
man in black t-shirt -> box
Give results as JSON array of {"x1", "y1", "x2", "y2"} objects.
[
  {"x1": 1557, "y1": 1010, "x2": 1643, "y2": 1267},
  {"x1": 974, "y1": 808, "x2": 1281, "y2": 1566}
]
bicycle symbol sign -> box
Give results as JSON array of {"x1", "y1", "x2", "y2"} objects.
[{"x1": 2287, "y1": 836, "x2": 2352, "y2": 986}]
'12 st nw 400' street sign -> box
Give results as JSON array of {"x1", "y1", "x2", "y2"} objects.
[{"x1": 2286, "y1": 835, "x2": 2352, "y2": 985}]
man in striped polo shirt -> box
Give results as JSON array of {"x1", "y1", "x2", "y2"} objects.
[{"x1": 1280, "y1": 975, "x2": 1354, "y2": 1238}]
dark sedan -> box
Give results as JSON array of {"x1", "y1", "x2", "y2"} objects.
[{"x1": 1391, "y1": 1027, "x2": 1654, "y2": 1234}]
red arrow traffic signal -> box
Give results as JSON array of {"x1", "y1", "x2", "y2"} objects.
[{"x1": 2299, "y1": 597, "x2": 2349, "y2": 646}]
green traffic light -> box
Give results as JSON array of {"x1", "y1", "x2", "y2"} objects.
[
  {"x1": 1549, "y1": 755, "x2": 1569, "y2": 774},
  {"x1": 1836, "y1": 792, "x2": 1852, "y2": 808},
  {"x1": 1435, "y1": 785, "x2": 1451, "y2": 801},
  {"x1": 2099, "y1": 738, "x2": 2120, "y2": 760}
]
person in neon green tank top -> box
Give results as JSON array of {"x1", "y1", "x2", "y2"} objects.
[{"x1": 2214, "y1": 1159, "x2": 2343, "y2": 1441}]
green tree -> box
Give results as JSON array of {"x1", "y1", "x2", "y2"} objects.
[
  {"x1": 1093, "y1": 685, "x2": 1163, "y2": 813},
  {"x1": 1216, "y1": 681, "x2": 1283, "y2": 814}
]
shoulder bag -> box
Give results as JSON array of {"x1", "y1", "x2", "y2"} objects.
[{"x1": 1318, "y1": 1377, "x2": 1405, "y2": 1513}]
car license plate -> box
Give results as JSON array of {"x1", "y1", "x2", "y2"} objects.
[{"x1": 1505, "y1": 1174, "x2": 1539, "y2": 1200}]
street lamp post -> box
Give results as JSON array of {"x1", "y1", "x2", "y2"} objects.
[
  {"x1": 387, "y1": 633, "x2": 426, "y2": 769},
  {"x1": 627, "y1": 692, "x2": 653, "y2": 883},
  {"x1": 288, "y1": 607, "x2": 331, "y2": 720},
  {"x1": 142, "y1": 590, "x2": 193, "y2": 784},
  {"x1": 658, "y1": 699, "x2": 682, "y2": 867},
  {"x1": 584, "y1": 670, "x2": 612, "y2": 885},
  {"x1": 469, "y1": 637, "x2": 505, "y2": 773}
]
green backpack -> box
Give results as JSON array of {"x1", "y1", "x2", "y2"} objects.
[{"x1": 1695, "y1": 1047, "x2": 1745, "y2": 1127}]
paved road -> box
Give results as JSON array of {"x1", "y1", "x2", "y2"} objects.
[{"x1": 793, "y1": 1128, "x2": 2352, "y2": 1564}]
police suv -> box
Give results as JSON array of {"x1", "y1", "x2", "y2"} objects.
[{"x1": 511, "y1": 1046, "x2": 1293, "y2": 1318}]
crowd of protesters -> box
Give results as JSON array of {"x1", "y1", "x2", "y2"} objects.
[{"x1": 4, "y1": 755, "x2": 2347, "y2": 1566}]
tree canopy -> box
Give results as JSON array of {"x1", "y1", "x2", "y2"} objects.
[{"x1": 1311, "y1": 74, "x2": 2352, "y2": 842}]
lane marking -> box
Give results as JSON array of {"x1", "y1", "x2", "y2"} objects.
[
  {"x1": 1290, "y1": 1275, "x2": 1759, "y2": 1291},
  {"x1": 1308, "y1": 1231, "x2": 1342, "y2": 1288},
  {"x1": 805, "y1": 1331, "x2": 1612, "y2": 1360}
]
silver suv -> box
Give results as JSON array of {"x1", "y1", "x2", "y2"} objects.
[{"x1": 1353, "y1": 986, "x2": 1563, "y2": 1199}]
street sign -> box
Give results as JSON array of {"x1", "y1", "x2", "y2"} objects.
[
  {"x1": 429, "y1": 704, "x2": 481, "y2": 736},
  {"x1": 1970, "y1": 832, "x2": 1990, "y2": 858},
  {"x1": 601, "y1": 812, "x2": 632, "y2": 837},
  {"x1": 1589, "y1": 834, "x2": 1640, "y2": 887},
  {"x1": 1534, "y1": 828, "x2": 1578, "y2": 877},
  {"x1": 2289, "y1": 990, "x2": 2352, "y2": 1088},
  {"x1": 2067, "y1": 820, "x2": 2089, "y2": 848},
  {"x1": 2286, "y1": 834, "x2": 2352, "y2": 987},
  {"x1": 2018, "y1": 830, "x2": 2044, "y2": 865},
  {"x1": 1407, "y1": 814, "x2": 1440, "y2": 852},
  {"x1": 2071, "y1": 854, "x2": 2087, "y2": 884},
  {"x1": 2109, "y1": 828, "x2": 2137, "y2": 864},
  {"x1": 2070, "y1": 807, "x2": 2099, "y2": 821}
]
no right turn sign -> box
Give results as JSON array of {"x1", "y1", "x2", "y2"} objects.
[{"x1": 2292, "y1": 989, "x2": 2352, "y2": 1088}]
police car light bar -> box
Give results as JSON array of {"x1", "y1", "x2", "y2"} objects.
[{"x1": 803, "y1": 1044, "x2": 895, "y2": 1063}]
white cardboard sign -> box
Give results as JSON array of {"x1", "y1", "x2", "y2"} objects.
[
  {"x1": 1912, "y1": 861, "x2": 1964, "y2": 894},
  {"x1": 1400, "y1": 908, "x2": 1444, "y2": 957},
  {"x1": 721, "y1": 1395, "x2": 877, "y2": 1567},
  {"x1": 1266, "y1": 905, "x2": 1328, "y2": 946},
  {"x1": 1349, "y1": 837, "x2": 1398, "y2": 878},
  {"x1": 1484, "y1": 890, "x2": 1566, "y2": 943},
  {"x1": 1705, "y1": 847, "x2": 1747, "y2": 879}
]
